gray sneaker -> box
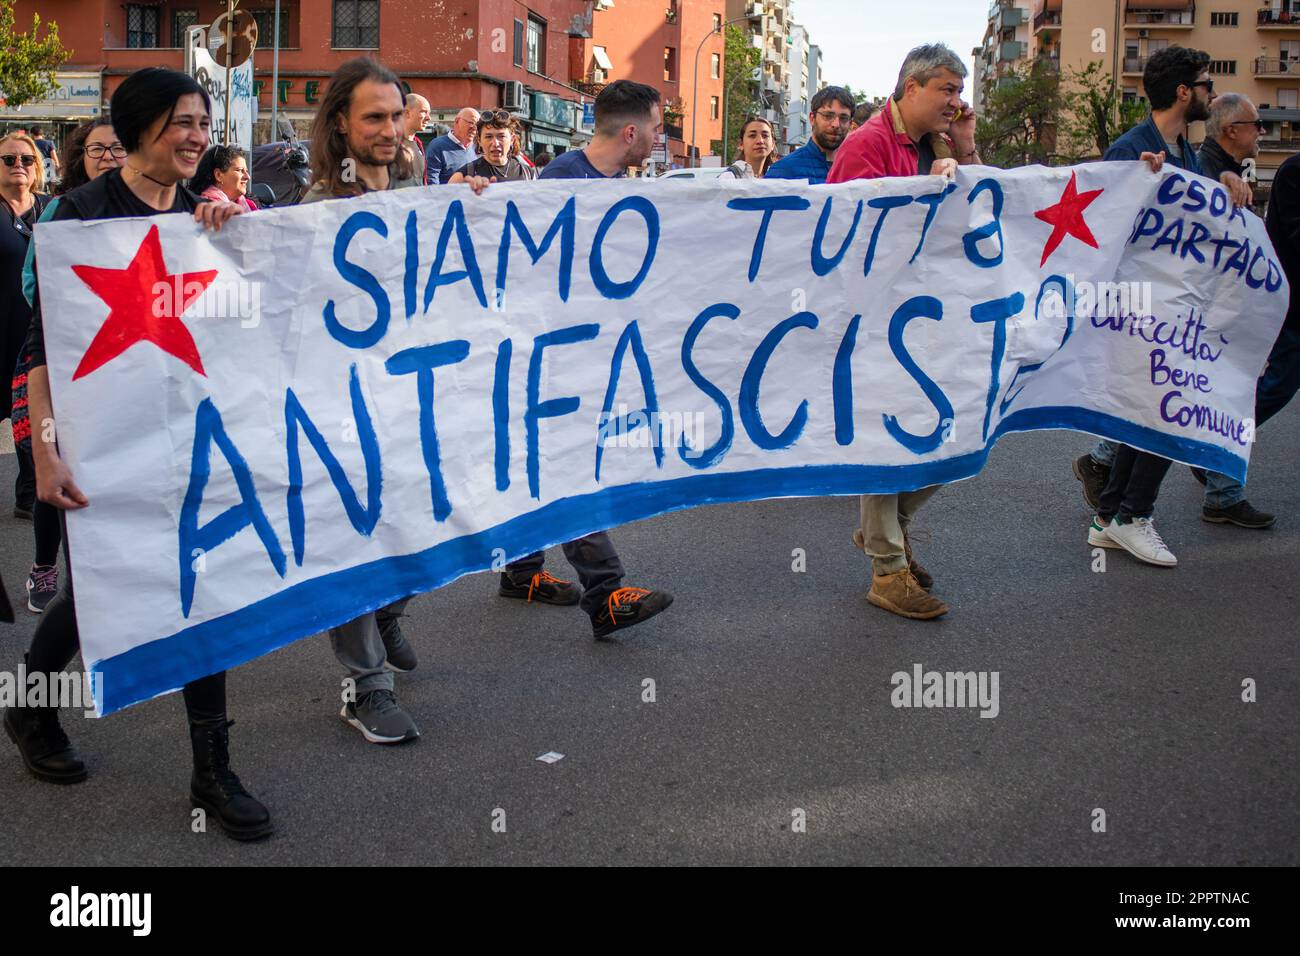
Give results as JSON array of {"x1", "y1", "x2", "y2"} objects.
[
  {"x1": 377, "y1": 611, "x2": 417, "y2": 672},
  {"x1": 340, "y1": 689, "x2": 420, "y2": 744}
]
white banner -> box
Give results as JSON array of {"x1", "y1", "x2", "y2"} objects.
[{"x1": 35, "y1": 165, "x2": 1286, "y2": 713}]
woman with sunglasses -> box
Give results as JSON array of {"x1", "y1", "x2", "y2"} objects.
[
  {"x1": 446, "y1": 111, "x2": 537, "y2": 183},
  {"x1": 11, "y1": 118, "x2": 126, "y2": 615},
  {"x1": 5, "y1": 68, "x2": 271, "y2": 842},
  {"x1": 1, "y1": 132, "x2": 52, "y2": 521},
  {"x1": 720, "y1": 116, "x2": 777, "y2": 179}
]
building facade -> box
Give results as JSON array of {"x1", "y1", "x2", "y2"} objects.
[
  {"x1": 576, "y1": 0, "x2": 727, "y2": 168},
  {"x1": 785, "y1": 21, "x2": 811, "y2": 146},
  {"x1": 726, "y1": 0, "x2": 794, "y2": 148},
  {"x1": 3, "y1": 1, "x2": 600, "y2": 161},
  {"x1": 974, "y1": 0, "x2": 1036, "y2": 112},
  {"x1": 1031, "y1": 0, "x2": 1300, "y2": 191}
]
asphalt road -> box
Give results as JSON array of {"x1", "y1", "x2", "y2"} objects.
[{"x1": 0, "y1": 415, "x2": 1296, "y2": 866}]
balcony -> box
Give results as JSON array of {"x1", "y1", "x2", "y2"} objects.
[
  {"x1": 997, "y1": 40, "x2": 1028, "y2": 62},
  {"x1": 1034, "y1": 9, "x2": 1062, "y2": 31},
  {"x1": 1254, "y1": 56, "x2": 1300, "y2": 77},
  {"x1": 1123, "y1": 56, "x2": 1148, "y2": 75},
  {"x1": 995, "y1": 5, "x2": 1026, "y2": 32},
  {"x1": 1257, "y1": 108, "x2": 1300, "y2": 149},
  {"x1": 1125, "y1": 2, "x2": 1195, "y2": 28},
  {"x1": 1258, "y1": 9, "x2": 1300, "y2": 28}
]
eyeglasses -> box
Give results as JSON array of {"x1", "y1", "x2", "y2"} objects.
[
  {"x1": 1226, "y1": 119, "x2": 1267, "y2": 131},
  {"x1": 1190, "y1": 79, "x2": 1215, "y2": 93},
  {"x1": 85, "y1": 143, "x2": 127, "y2": 159},
  {"x1": 815, "y1": 110, "x2": 852, "y2": 124},
  {"x1": 0, "y1": 154, "x2": 36, "y2": 168},
  {"x1": 478, "y1": 110, "x2": 513, "y2": 124}
]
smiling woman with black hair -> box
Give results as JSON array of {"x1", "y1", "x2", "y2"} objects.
[{"x1": 6, "y1": 67, "x2": 272, "y2": 842}]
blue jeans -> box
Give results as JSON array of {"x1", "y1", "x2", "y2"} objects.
[{"x1": 1204, "y1": 324, "x2": 1300, "y2": 508}]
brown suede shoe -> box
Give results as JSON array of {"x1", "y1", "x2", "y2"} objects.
[
  {"x1": 902, "y1": 532, "x2": 933, "y2": 590},
  {"x1": 868, "y1": 568, "x2": 949, "y2": 620}
]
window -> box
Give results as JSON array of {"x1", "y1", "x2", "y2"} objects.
[
  {"x1": 251, "y1": 8, "x2": 292, "y2": 49},
  {"x1": 333, "y1": 0, "x2": 379, "y2": 48},
  {"x1": 172, "y1": 10, "x2": 198, "y2": 48},
  {"x1": 1146, "y1": 38, "x2": 1168, "y2": 54},
  {"x1": 1209, "y1": 11, "x2": 1238, "y2": 27},
  {"x1": 513, "y1": 19, "x2": 524, "y2": 68},
  {"x1": 664, "y1": 46, "x2": 677, "y2": 82},
  {"x1": 710, "y1": 96, "x2": 719, "y2": 121},
  {"x1": 1282, "y1": 40, "x2": 1300, "y2": 62},
  {"x1": 711, "y1": 53, "x2": 720, "y2": 79},
  {"x1": 126, "y1": 5, "x2": 160, "y2": 48},
  {"x1": 1280, "y1": 88, "x2": 1299, "y2": 108},
  {"x1": 713, "y1": 13, "x2": 722, "y2": 31},
  {"x1": 1208, "y1": 60, "x2": 1237, "y2": 75},
  {"x1": 527, "y1": 15, "x2": 546, "y2": 73}
]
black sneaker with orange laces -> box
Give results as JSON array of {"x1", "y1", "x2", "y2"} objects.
[
  {"x1": 499, "y1": 570, "x2": 581, "y2": 606},
  {"x1": 590, "y1": 587, "x2": 674, "y2": 640}
]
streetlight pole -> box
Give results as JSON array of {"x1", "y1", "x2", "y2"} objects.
[
  {"x1": 271, "y1": 0, "x2": 281, "y2": 140},
  {"x1": 692, "y1": 15, "x2": 752, "y2": 168}
]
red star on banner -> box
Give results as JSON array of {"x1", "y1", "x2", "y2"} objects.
[
  {"x1": 1033, "y1": 171, "x2": 1104, "y2": 267},
  {"x1": 71, "y1": 225, "x2": 216, "y2": 380}
]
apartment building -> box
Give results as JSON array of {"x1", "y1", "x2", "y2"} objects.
[
  {"x1": 786, "y1": 22, "x2": 812, "y2": 146},
  {"x1": 974, "y1": 0, "x2": 1036, "y2": 112},
  {"x1": 1, "y1": 1, "x2": 597, "y2": 159},
  {"x1": 578, "y1": 0, "x2": 727, "y2": 167},
  {"x1": 1031, "y1": 0, "x2": 1300, "y2": 189},
  {"x1": 726, "y1": 0, "x2": 795, "y2": 148}
]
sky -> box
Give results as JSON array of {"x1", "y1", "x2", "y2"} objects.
[{"x1": 795, "y1": 0, "x2": 988, "y2": 101}]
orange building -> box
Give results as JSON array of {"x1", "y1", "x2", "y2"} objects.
[
  {"x1": 574, "y1": 0, "x2": 727, "y2": 167},
  {"x1": 6, "y1": 1, "x2": 599, "y2": 158}
]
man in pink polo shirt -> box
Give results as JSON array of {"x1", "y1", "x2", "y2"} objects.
[{"x1": 829, "y1": 43, "x2": 981, "y2": 621}]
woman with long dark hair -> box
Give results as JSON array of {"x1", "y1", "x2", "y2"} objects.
[
  {"x1": 721, "y1": 116, "x2": 777, "y2": 178},
  {"x1": 11, "y1": 118, "x2": 125, "y2": 614},
  {"x1": 5, "y1": 67, "x2": 271, "y2": 841}
]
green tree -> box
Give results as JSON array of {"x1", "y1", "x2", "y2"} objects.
[
  {"x1": 975, "y1": 57, "x2": 1064, "y2": 168},
  {"x1": 0, "y1": 1, "x2": 69, "y2": 110},
  {"x1": 1059, "y1": 60, "x2": 1145, "y2": 161},
  {"x1": 712, "y1": 24, "x2": 761, "y2": 160}
]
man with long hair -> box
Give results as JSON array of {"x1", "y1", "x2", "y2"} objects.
[{"x1": 301, "y1": 57, "x2": 489, "y2": 744}]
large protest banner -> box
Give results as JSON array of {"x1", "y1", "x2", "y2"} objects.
[{"x1": 35, "y1": 164, "x2": 1286, "y2": 714}]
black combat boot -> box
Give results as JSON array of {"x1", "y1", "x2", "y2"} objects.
[
  {"x1": 2, "y1": 655, "x2": 87, "y2": 784},
  {"x1": 189, "y1": 719, "x2": 273, "y2": 841}
]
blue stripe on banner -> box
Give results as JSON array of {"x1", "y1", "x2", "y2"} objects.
[{"x1": 89, "y1": 405, "x2": 1247, "y2": 714}]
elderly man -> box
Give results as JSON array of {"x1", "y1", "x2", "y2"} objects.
[
  {"x1": 424, "y1": 106, "x2": 479, "y2": 185},
  {"x1": 403, "y1": 93, "x2": 431, "y2": 184},
  {"x1": 1183, "y1": 93, "x2": 1290, "y2": 528},
  {"x1": 766, "y1": 86, "x2": 857, "y2": 184},
  {"x1": 827, "y1": 43, "x2": 982, "y2": 620}
]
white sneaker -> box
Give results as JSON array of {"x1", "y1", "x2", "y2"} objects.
[
  {"x1": 1104, "y1": 517, "x2": 1177, "y2": 567},
  {"x1": 1087, "y1": 518, "x2": 1120, "y2": 549}
]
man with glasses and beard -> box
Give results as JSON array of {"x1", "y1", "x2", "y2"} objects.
[{"x1": 766, "y1": 87, "x2": 857, "y2": 185}]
